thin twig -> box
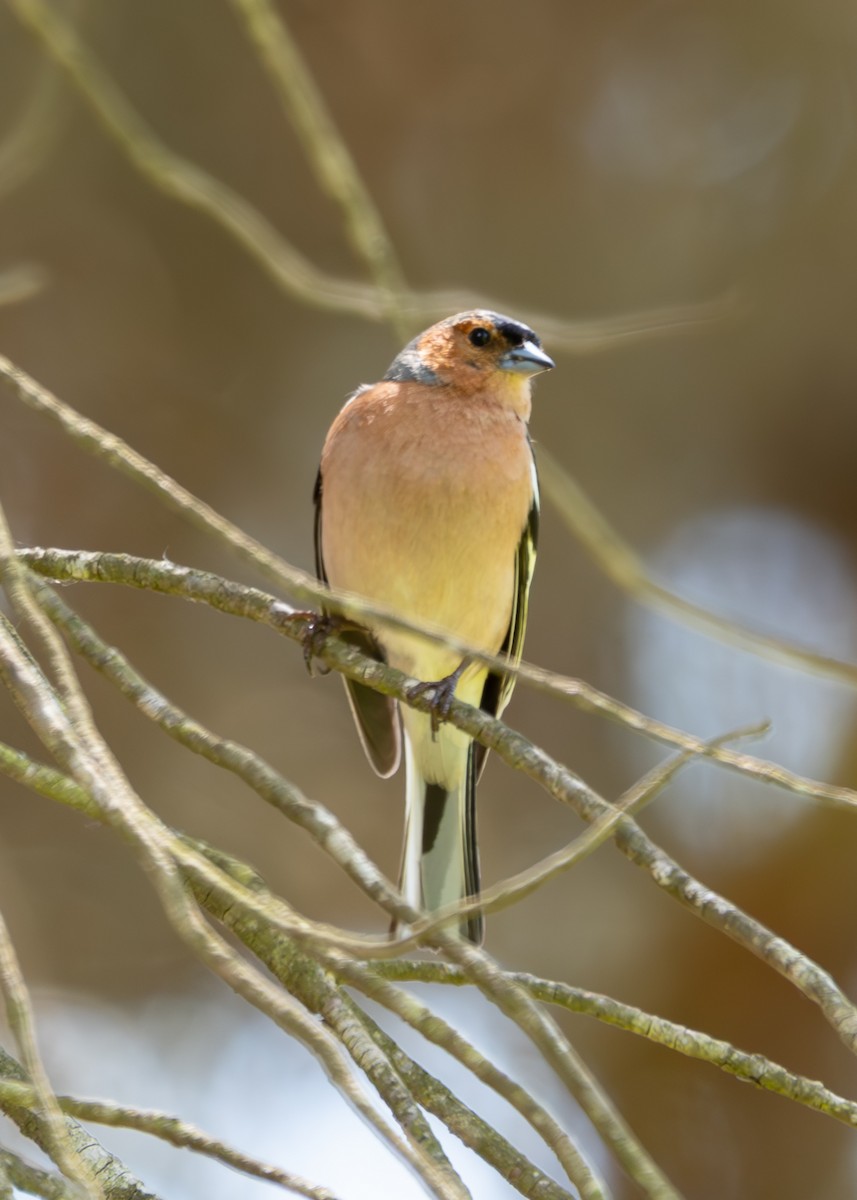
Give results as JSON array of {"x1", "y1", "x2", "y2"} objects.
[
  {"x1": 0, "y1": 38, "x2": 63, "y2": 198},
  {"x1": 0, "y1": 1080, "x2": 340, "y2": 1200},
  {"x1": 434, "y1": 938, "x2": 680, "y2": 1199},
  {"x1": 401, "y1": 723, "x2": 767, "y2": 939},
  {"x1": 347, "y1": 1005, "x2": 578, "y2": 1200},
  {"x1": 197, "y1": 847, "x2": 613, "y2": 1200},
  {"x1": 7, "y1": 348, "x2": 856, "y2": 773},
  {"x1": 0, "y1": 1049, "x2": 159, "y2": 1200},
  {"x1": 538, "y1": 446, "x2": 857, "y2": 689},
  {"x1": 371, "y1": 963, "x2": 857, "y2": 1130},
  {"x1": 227, "y1": 0, "x2": 409, "y2": 337},
  {"x1": 28, "y1": 576, "x2": 413, "y2": 928},
  {"x1": 0, "y1": 738, "x2": 582, "y2": 1198},
  {"x1": 0, "y1": 513, "x2": 467, "y2": 1200},
  {"x1": 20, "y1": 546, "x2": 857, "y2": 814},
  {"x1": 0, "y1": 1149, "x2": 78, "y2": 1200},
  {"x1": 0, "y1": 915, "x2": 100, "y2": 1199},
  {"x1": 17, "y1": 548, "x2": 857, "y2": 1060},
  {"x1": 0, "y1": 739, "x2": 601, "y2": 1197},
  {"x1": 17, "y1": 552, "x2": 857, "y2": 1051},
  {"x1": 6, "y1": 0, "x2": 735, "y2": 349},
  {"x1": 0, "y1": 583, "x2": 661, "y2": 1197},
  {"x1": 331, "y1": 961, "x2": 606, "y2": 1195}
]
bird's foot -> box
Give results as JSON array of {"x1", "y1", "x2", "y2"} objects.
[
  {"x1": 407, "y1": 660, "x2": 469, "y2": 737},
  {"x1": 275, "y1": 609, "x2": 341, "y2": 675}
]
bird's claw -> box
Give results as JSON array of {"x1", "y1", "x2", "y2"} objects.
[
  {"x1": 408, "y1": 664, "x2": 466, "y2": 737},
  {"x1": 276, "y1": 610, "x2": 337, "y2": 675}
]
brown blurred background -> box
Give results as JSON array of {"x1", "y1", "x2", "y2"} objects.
[{"x1": 2, "y1": 1, "x2": 857, "y2": 1196}]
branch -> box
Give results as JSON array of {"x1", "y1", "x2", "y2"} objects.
[
  {"x1": 375, "y1": 963, "x2": 857, "y2": 1131},
  {"x1": 349, "y1": 1004, "x2": 578, "y2": 1200},
  {"x1": 333, "y1": 965, "x2": 602, "y2": 1195},
  {"x1": 195, "y1": 847, "x2": 614, "y2": 1200},
  {"x1": 6, "y1": 348, "x2": 857, "y2": 788},
  {"x1": 0, "y1": 1050, "x2": 160, "y2": 1200},
  {"x1": 6, "y1": 727, "x2": 857, "y2": 1186},
  {"x1": 16, "y1": 549, "x2": 857, "y2": 1062},
  {"x1": 0, "y1": 740, "x2": 592, "y2": 1199},
  {"x1": 0, "y1": 1148, "x2": 79, "y2": 1200},
  {"x1": 20, "y1": 547, "x2": 857, "y2": 814},
  {"x1": 0, "y1": 1079, "x2": 340, "y2": 1200},
  {"x1": 0, "y1": 574, "x2": 664, "y2": 1195},
  {"x1": 538, "y1": 446, "x2": 857, "y2": 689},
  {"x1": 402, "y1": 723, "x2": 767, "y2": 939},
  {"x1": 0, "y1": 513, "x2": 467, "y2": 1200},
  {"x1": 226, "y1": 0, "x2": 409, "y2": 336},
  {"x1": 0, "y1": 915, "x2": 100, "y2": 1198},
  {"x1": 6, "y1": 0, "x2": 735, "y2": 350},
  {"x1": 0, "y1": 39, "x2": 59, "y2": 308}
]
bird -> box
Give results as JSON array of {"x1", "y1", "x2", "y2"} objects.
[{"x1": 313, "y1": 310, "x2": 554, "y2": 942}]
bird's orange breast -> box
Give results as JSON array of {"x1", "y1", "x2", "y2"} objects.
[{"x1": 320, "y1": 381, "x2": 534, "y2": 678}]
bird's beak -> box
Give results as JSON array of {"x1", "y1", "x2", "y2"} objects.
[{"x1": 499, "y1": 340, "x2": 555, "y2": 375}]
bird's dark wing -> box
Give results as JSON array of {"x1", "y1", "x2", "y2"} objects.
[
  {"x1": 472, "y1": 450, "x2": 539, "y2": 782},
  {"x1": 313, "y1": 468, "x2": 401, "y2": 778}
]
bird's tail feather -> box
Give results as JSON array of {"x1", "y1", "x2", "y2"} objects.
[{"x1": 398, "y1": 734, "x2": 482, "y2": 944}]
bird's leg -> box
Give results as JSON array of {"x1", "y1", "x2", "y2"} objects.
[{"x1": 407, "y1": 658, "x2": 470, "y2": 737}]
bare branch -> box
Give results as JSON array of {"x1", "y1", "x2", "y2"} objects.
[
  {"x1": 0, "y1": 917, "x2": 101, "y2": 1199},
  {"x1": 332, "y1": 961, "x2": 603, "y2": 1194},
  {"x1": 373, "y1": 963, "x2": 857, "y2": 1130},
  {"x1": 0, "y1": 567, "x2": 663, "y2": 1196},
  {"x1": 7, "y1": 344, "x2": 857, "y2": 793},
  {"x1": 0, "y1": 1148, "x2": 79, "y2": 1200},
  {"x1": 0, "y1": 1079, "x2": 341, "y2": 1200},
  {"x1": 27, "y1": 575, "x2": 411, "y2": 926},
  {"x1": 348, "y1": 1003, "x2": 578, "y2": 1200},
  {"x1": 226, "y1": 0, "x2": 409, "y2": 336},
  {"x1": 0, "y1": 37, "x2": 61, "y2": 308},
  {"x1": 15, "y1": 548, "x2": 857, "y2": 1062},
  {"x1": 20, "y1": 546, "x2": 857, "y2": 813},
  {"x1": 539, "y1": 446, "x2": 857, "y2": 688},
  {"x1": 0, "y1": 515, "x2": 467, "y2": 1200},
  {"x1": 197, "y1": 847, "x2": 615, "y2": 1200},
  {"x1": 0, "y1": 738, "x2": 602, "y2": 1197},
  {"x1": 6, "y1": 0, "x2": 735, "y2": 349},
  {"x1": 0, "y1": 1050, "x2": 160, "y2": 1200},
  {"x1": 405, "y1": 724, "x2": 768, "y2": 937}
]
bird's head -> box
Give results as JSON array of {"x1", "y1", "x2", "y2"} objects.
[{"x1": 384, "y1": 310, "x2": 554, "y2": 415}]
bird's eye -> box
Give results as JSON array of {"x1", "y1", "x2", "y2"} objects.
[{"x1": 468, "y1": 327, "x2": 491, "y2": 347}]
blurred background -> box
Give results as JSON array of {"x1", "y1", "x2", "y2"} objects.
[{"x1": 2, "y1": 0, "x2": 857, "y2": 1196}]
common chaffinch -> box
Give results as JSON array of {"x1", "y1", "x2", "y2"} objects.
[{"x1": 314, "y1": 310, "x2": 554, "y2": 942}]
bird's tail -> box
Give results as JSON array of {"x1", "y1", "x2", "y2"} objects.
[{"x1": 398, "y1": 729, "x2": 482, "y2": 944}]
